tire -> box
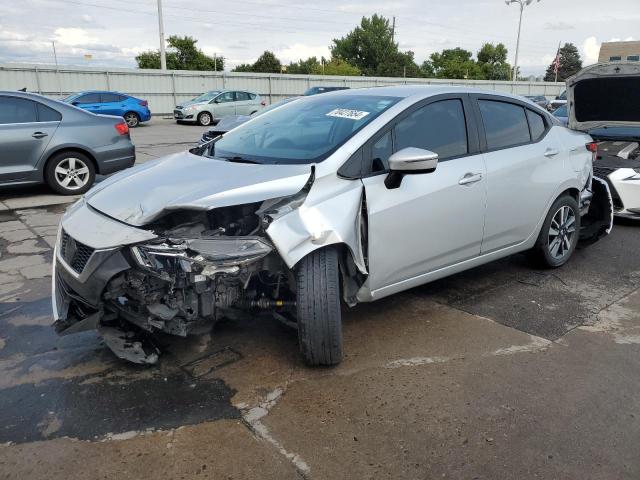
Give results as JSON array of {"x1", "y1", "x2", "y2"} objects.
[
  {"x1": 45, "y1": 151, "x2": 96, "y2": 195},
  {"x1": 123, "y1": 111, "x2": 140, "y2": 128},
  {"x1": 531, "y1": 195, "x2": 581, "y2": 268},
  {"x1": 296, "y1": 248, "x2": 343, "y2": 366},
  {"x1": 197, "y1": 111, "x2": 213, "y2": 126}
]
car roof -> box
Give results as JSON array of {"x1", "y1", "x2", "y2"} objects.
[
  {"x1": 74, "y1": 90, "x2": 129, "y2": 95},
  {"x1": 323, "y1": 85, "x2": 534, "y2": 103}
]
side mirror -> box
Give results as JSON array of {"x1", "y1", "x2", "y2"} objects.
[
  {"x1": 213, "y1": 98, "x2": 221, "y2": 104},
  {"x1": 385, "y1": 147, "x2": 438, "y2": 189},
  {"x1": 71, "y1": 101, "x2": 80, "y2": 106}
]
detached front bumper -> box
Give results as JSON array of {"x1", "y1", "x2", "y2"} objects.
[{"x1": 593, "y1": 166, "x2": 640, "y2": 218}]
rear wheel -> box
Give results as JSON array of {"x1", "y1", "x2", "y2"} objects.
[
  {"x1": 123, "y1": 111, "x2": 140, "y2": 128},
  {"x1": 198, "y1": 111, "x2": 213, "y2": 126},
  {"x1": 531, "y1": 195, "x2": 580, "y2": 268},
  {"x1": 45, "y1": 151, "x2": 96, "y2": 195},
  {"x1": 296, "y1": 248, "x2": 343, "y2": 365}
]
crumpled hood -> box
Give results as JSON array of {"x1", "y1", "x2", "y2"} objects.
[
  {"x1": 568, "y1": 62, "x2": 640, "y2": 131},
  {"x1": 86, "y1": 151, "x2": 312, "y2": 226}
]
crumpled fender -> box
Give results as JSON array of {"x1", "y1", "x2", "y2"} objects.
[{"x1": 265, "y1": 174, "x2": 367, "y2": 274}]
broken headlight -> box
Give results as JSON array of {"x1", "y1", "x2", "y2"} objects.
[{"x1": 131, "y1": 236, "x2": 273, "y2": 271}]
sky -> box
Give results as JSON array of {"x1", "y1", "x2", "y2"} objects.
[{"x1": 0, "y1": 0, "x2": 637, "y2": 76}]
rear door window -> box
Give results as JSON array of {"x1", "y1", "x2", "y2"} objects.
[
  {"x1": 37, "y1": 103, "x2": 62, "y2": 122},
  {"x1": 75, "y1": 93, "x2": 101, "y2": 104},
  {"x1": 478, "y1": 100, "x2": 531, "y2": 149},
  {"x1": 395, "y1": 99, "x2": 468, "y2": 160},
  {"x1": 0, "y1": 96, "x2": 38, "y2": 124},
  {"x1": 235, "y1": 92, "x2": 251, "y2": 101},
  {"x1": 101, "y1": 93, "x2": 122, "y2": 103}
]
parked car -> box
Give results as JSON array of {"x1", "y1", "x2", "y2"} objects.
[
  {"x1": 552, "y1": 104, "x2": 569, "y2": 126},
  {"x1": 303, "y1": 86, "x2": 350, "y2": 96},
  {"x1": 174, "y1": 90, "x2": 264, "y2": 126},
  {"x1": 0, "y1": 91, "x2": 135, "y2": 195},
  {"x1": 547, "y1": 90, "x2": 567, "y2": 111},
  {"x1": 63, "y1": 91, "x2": 151, "y2": 128},
  {"x1": 200, "y1": 96, "x2": 301, "y2": 143},
  {"x1": 53, "y1": 86, "x2": 612, "y2": 366},
  {"x1": 525, "y1": 95, "x2": 550, "y2": 110},
  {"x1": 568, "y1": 62, "x2": 640, "y2": 218}
]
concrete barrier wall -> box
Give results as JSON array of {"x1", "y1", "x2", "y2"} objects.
[{"x1": 0, "y1": 63, "x2": 565, "y2": 114}]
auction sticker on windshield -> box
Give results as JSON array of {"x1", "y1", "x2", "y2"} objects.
[{"x1": 326, "y1": 109, "x2": 370, "y2": 120}]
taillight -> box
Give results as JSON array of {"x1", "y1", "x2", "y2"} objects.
[
  {"x1": 115, "y1": 122, "x2": 129, "y2": 135},
  {"x1": 139, "y1": 100, "x2": 148, "y2": 107},
  {"x1": 586, "y1": 142, "x2": 598, "y2": 162},
  {"x1": 260, "y1": 100, "x2": 266, "y2": 106}
]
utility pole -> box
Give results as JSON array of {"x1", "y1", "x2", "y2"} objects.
[
  {"x1": 52, "y1": 41, "x2": 62, "y2": 96},
  {"x1": 214, "y1": 52, "x2": 217, "y2": 71},
  {"x1": 554, "y1": 41, "x2": 561, "y2": 83},
  {"x1": 505, "y1": 0, "x2": 540, "y2": 81},
  {"x1": 391, "y1": 16, "x2": 396, "y2": 43},
  {"x1": 157, "y1": 0, "x2": 167, "y2": 70}
]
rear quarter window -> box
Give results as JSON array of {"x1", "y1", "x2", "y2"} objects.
[{"x1": 526, "y1": 110, "x2": 546, "y2": 141}]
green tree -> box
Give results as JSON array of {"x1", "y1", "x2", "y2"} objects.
[
  {"x1": 232, "y1": 51, "x2": 282, "y2": 73},
  {"x1": 422, "y1": 48, "x2": 482, "y2": 79},
  {"x1": 311, "y1": 57, "x2": 361, "y2": 76},
  {"x1": 287, "y1": 57, "x2": 320, "y2": 74},
  {"x1": 331, "y1": 14, "x2": 420, "y2": 77},
  {"x1": 544, "y1": 43, "x2": 582, "y2": 82},
  {"x1": 476, "y1": 43, "x2": 511, "y2": 80},
  {"x1": 135, "y1": 35, "x2": 223, "y2": 71}
]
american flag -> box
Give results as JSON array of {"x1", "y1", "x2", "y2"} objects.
[{"x1": 553, "y1": 51, "x2": 561, "y2": 74}]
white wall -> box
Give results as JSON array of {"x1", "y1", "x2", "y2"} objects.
[{"x1": 0, "y1": 63, "x2": 565, "y2": 114}]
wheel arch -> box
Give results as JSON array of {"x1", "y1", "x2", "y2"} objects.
[{"x1": 42, "y1": 146, "x2": 99, "y2": 178}]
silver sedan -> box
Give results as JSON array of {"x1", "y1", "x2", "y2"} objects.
[{"x1": 53, "y1": 86, "x2": 613, "y2": 365}]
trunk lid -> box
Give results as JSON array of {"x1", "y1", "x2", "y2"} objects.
[{"x1": 568, "y1": 62, "x2": 640, "y2": 133}]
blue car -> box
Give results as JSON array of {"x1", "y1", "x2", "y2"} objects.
[
  {"x1": 552, "y1": 104, "x2": 569, "y2": 126},
  {"x1": 63, "y1": 90, "x2": 151, "y2": 127}
]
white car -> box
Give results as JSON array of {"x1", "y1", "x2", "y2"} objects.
[
  {"x1": 53, "y1": 86, "x2": 612, "y2": 366},
  {"x1": 568, "y1": 62, "x2": 640, "y2": 218}
]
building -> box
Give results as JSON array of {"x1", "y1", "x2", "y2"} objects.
[{"x1": 598, "y1": 41, "x2": 640, "y2": 63}]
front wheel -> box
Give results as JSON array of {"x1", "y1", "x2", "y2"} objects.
[
  {"x1": 296, "y1": 248, "x2": 343, "y2": 366},
  {"x1": 198, "y1": 111, "x2": 213, "y2": 126},
  {"x1": 531, "y1": 195, "x2": 581, "y2": 268}
]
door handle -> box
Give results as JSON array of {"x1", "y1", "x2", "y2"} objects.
[
  {"x1": 32, "y1": 132, "x2": 48, "y2": 139},
  {"x1": 544, "y1": 148, "x2": 560, "y2": 157},
  {"x1": 458, "y1": 172, "x2": 483, "y2": 186}
]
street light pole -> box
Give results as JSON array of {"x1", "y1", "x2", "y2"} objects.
[
  {"x1": 505, "y1": 0, "x2": 540, "y2": 81},
  {"x1": 157, "y1": 0, "x2": 167, "y2": 70}
]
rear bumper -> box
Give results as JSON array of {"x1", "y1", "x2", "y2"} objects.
[
  {"x1": 139, "y1": 109, "x2": 152, "y2": 122},
  {"x1": 94, "y1": 143, "x2": 136, "y2": 175}
]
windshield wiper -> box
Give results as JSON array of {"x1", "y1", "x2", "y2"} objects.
[{"x1": 219, "y1": 155, "x2": 260, "y2": 164}]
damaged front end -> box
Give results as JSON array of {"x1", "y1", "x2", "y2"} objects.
[{"x1": 53, "y1": 177, "x2": 320, "y2": 365}]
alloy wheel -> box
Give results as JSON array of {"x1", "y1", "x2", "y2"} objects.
[
  {"x1": 548, "y1": 205, "x2": 576, "y2": 260},
  {"x1": 54, "y1": 157, "x2": 91, "y2": 191},
  {"x1": 199, "y1": 112, "x2": 212, "y2": 126},
  {"x1": 124, "y1": 112, "x2": 139, "y2": 127}
]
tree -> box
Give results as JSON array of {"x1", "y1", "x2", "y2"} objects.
[
  {"x1": 331, "y1": 14, "x2": 420, "y2": 77},
  {"x1": 544, "y1": 43, "x2": 582, "y2": 82},
  {"x1": 135, "y1": 35, "x2": 223, "y2": 71},
  {"x1": 311, "y1": 57, "x2": 361, "y2": 76},
  {"x1": 232, "y1": 51, "x2": 282, "y2": 73},
  {"x1": 287, "y1": 57, "x2": 320, "y2": 74},
  {"x1": 476, "y1": 43, "x2": 511, "y2": 80},
  {"x1": 421, "y1": 48, "x2": 482, "y2": 79}
]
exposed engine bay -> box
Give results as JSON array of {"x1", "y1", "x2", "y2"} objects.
[{"x1": 101, "y1": 203, "x2": 297, "y2": 347}]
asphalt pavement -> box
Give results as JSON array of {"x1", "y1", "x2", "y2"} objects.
[{"x1": 1, "y1": 120, "x2": 640, "y2": 480}]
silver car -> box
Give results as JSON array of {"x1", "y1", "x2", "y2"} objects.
[
  {"x1": 173, "y1": 89, "x2": 264, "y2": 126},
  {"x1": 53, "y1": 86, "x2": 612, "y2": 366},
  {"x1": 0, "y1": 91, "x2": 135, "y2": 195}
]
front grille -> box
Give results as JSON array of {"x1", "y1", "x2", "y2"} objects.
[
  {"x1": 593, "y1": 167, "x2": 624, "y2": 211},
  {"x1": 60, "y1": 230, "x2": 95, "y2": 274}
]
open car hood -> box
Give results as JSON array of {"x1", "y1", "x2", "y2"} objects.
[
  {"x1": 568, "y1": 62, "x2": 640, "y2": 132},
  {"x1": 85, "y1": 152, "x2": 312, "y2": 226}
]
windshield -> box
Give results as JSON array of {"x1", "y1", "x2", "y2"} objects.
[
  {"x1": 211, "y1": 94, "x2": 400, "y2": 164},
  {"x1": 558, "y1": 91, "x2": 567, "y2": 100},
  {"x1": 554, "y1": 104, "x2": 568, "y2": 116},
  {"x1": 191, "y1": 91, "x2": 220, "y2": 102}
]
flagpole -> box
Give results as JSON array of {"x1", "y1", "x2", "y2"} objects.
[{"x1": 554, "y1": 41, "x2": 561, "y2": 82}]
